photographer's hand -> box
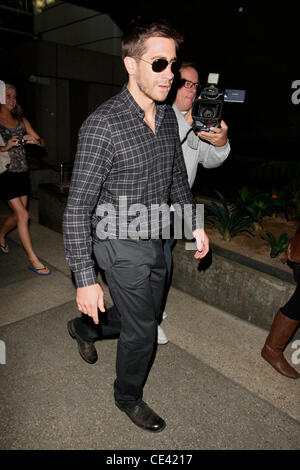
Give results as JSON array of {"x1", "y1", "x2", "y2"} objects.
[
  {"x1": 198, "y1": 120, "x2": 228, "y2": 147},
  {"x1": 24, "y1": 134, "x2": 41, "y2": 145},
  {"x1": 1, "y1": 135, "x2": 20, "y2": 151},
  {"x1": 23, "y1": 117, "x2": 44, "y2": 146},
  {"x1": 183, "y1": 108, "x2": 194, "y2": 126}
]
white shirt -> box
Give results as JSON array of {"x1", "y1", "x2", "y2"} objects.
[{"x1": 172, "y1": 103, "x2": 230, "y2": 188}]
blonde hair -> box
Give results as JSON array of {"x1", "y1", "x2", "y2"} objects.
[{"x1": 5, "y1": 83, "x2": 23, "y2": 120}]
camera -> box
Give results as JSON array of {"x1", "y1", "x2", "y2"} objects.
[
  {"x1": 192, "y1": 73, "x2": 246, "y2": 133},
  {"x1": 18, "y1": 137, "x2": 26, "y2": 146}
]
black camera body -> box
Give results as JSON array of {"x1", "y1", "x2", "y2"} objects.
[
  {"x1": 192, "y1": 73, "x2": 223, "y2": 133},
  {"x1": 18, "y1": 137, "x2": 26, "y2": 146},
  {"x1": 192, "y1": 73, "x2": 246, "y2": 133}
]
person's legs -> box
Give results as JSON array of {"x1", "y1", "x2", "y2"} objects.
[
  {"x1": 0, "y1": 211, "x2": 17, "y2": 237},
  {"x1": 158, "y1": 212, "x2": 177, "y2": 344},
  {"x1": 7, "y1": 196, "x2": 50, "y2": 273},
  {"x1": 73, "y1": 304, "x2": 121, "y2": 341},
  {"x1": 0, "y1": 196, "x2": 29, "y2": 245},
  {"x1": 72, "y1": 238, "x2": 167, "y2": 402},
  {"x1": 261, "y1": 283, "x2": 300, "y2": 379},
  {"x1": 161, "y1": 236, "x2": 176, "y2": 303},
  {"x1": 103, "y1": 240, "x2": 166, "y2": 405},
  {"x1": 0, "y1": 211, "x2": 17, "y2": 251},
  {"x1": 69, "y1": 239, "x2": 167, "y2": 432},
  {"x1": 157, "y1": 236, "x2": 174, "y2": 344},
  {"x1": 8, "y1": 196, "x2": 33, "y2": 257},
  {"x1": 161, "y1": 212, "x2": 176, "y2": 307}
]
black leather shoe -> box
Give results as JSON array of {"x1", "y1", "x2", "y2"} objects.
[
  {"x1": 67, "y1": 319, "x2": 98, "y2": 364},
  {"x1": 115, "y1": 400, "x2": 166, "y2": 433}
]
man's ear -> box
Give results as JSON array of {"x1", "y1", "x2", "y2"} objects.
[{"x1": 124, "y1": 56, "x2": 137, "y2": 76}]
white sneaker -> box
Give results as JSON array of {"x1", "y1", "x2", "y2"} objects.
[
  {"x1": 162, "y1": 311, "x2": 168, "y2": 320},
  {"x1": 157, "y1": 325, "x2": 168, "y2": 345}
]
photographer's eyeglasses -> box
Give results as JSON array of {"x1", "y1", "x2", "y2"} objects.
[
  {"x1": 180, "y1": 79, "x2": 199, "y2": 90},
  {"x1": 132, "y1": 57, "x2": 180, "y2": 74}
]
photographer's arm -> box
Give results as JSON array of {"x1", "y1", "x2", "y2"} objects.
[{"x1": 183, "y1": 108, "x2": 194, "y2": 127}]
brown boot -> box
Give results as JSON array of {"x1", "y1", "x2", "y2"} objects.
[{"x1": 261, "y1": 310, "x2": 300, "y2": 379}]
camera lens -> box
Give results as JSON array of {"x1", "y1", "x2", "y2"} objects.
[{"x1": 202, "y1": 108, "x2": 215, "y2": 118}]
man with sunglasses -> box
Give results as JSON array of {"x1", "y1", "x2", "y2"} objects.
[
  {"x1": 63, "y1": 23, "x2": 209, "y2": 433},
  {"x1": 158, "y1": 63, "x2": 230, "y2": 344}
]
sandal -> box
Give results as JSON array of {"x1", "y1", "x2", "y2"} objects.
[
  {"x1": 28, "y1": 261, "x2": 52, "y2": 276},
  {"x1": 0, "y1": 243, "x2": 9, "y2": 254}
]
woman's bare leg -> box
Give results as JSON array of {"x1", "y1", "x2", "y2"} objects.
[
  {"x1": 8, "y1": 196, "x2": 50, "y2": 273},
  {"x1": 0, "y1": 212, "x2": 17, "y2": 249},
  {"x1": 0, "y1": 196, "x2": 28, "y2": 245}
]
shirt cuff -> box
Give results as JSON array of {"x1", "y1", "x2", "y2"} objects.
[
  {"x1": 214, "y1": 141, "x2": 230, "y2": 152},
  {"x1": 73, "y1": 268, "x2": 98, "y2": 288}
]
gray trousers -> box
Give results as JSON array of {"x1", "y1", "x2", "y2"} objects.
[{"x1": 74, "y1": 239, "x2": 167, "y2": 405}]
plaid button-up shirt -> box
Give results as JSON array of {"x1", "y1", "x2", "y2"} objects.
[{"x1": 63, "y1": 86, "x2": 202, "y2": 287}]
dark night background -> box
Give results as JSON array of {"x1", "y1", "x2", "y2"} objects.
[
  {"x1": 82, "y1": 1, "x2": 300, "y2": 198},
  {"x1": 1, "y1": 1, "x2": 299, "y2": 199}
]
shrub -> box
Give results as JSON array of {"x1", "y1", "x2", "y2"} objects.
[
  {"x1": 205, "y1": 191, "x2": 253, "y2": 241},
  {"x1": 261, "y1": 232, "x2": 291, "y2": 258}
]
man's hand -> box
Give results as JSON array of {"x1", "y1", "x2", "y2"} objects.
[
  {"x1": 183, "y1": 108, "x2": 194, "y2": 126},
  {"x1": 198, "y1": 120, "x2": 228, "y2": 147},
  {"x1": 192, "y1": 228, "x2": 210, "y2": 259},
  {"x1": 76, "y1": 284, "x2": 105, "y2": 325}
]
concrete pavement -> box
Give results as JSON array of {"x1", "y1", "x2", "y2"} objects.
[{"x1": 0, "y1": 200, "x2": 299, "y2": 450}]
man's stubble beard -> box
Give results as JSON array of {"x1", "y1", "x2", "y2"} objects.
[{"x1": 136, "y1": 78, "x2": 170, "y2": 103}]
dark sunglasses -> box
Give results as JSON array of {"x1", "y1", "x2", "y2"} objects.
[{"x1": 132, "y1": 56, "x2": 180, "y2": 74}]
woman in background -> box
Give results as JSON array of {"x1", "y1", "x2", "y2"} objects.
[
  {"x1": 261, "y1": 225, "x2": 300, "y2": 379},
  {"x1": 0, "y1": 83, "x2": 51, "y2": 275}
]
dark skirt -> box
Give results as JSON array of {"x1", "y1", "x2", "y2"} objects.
[{"x1": 0, "y1": 170, "x2": 30, "y2": 201}]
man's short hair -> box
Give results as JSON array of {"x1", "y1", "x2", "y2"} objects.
[
  {"x1": 121, "y1": 22, "x2": 183, "y2": 60},
  {"x1": 180, "y1": 62, "x2": 199, "y2": 74}
]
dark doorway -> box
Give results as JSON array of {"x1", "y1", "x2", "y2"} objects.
[{"x1": 69, "y1": 80, "x2": 89, "y2": 158}]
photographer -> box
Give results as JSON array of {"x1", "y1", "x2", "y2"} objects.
[{"x1": 158, "y1": 63, "x2": 230, "y2": 344}]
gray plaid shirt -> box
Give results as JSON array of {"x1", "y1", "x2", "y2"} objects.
[{"x1": 63, "y1": 86, "x2": 201, "y2": 287}]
